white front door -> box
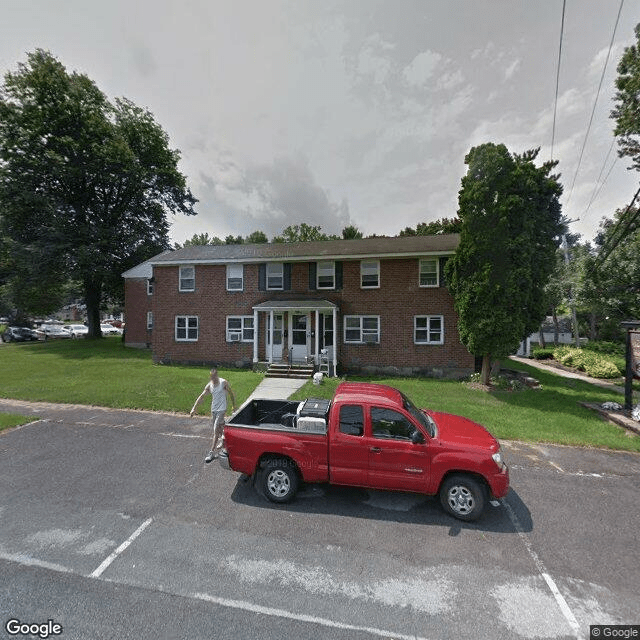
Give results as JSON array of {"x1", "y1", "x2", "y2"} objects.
[
  {"x1": 266, "y1": 313, "x2": 284, "y2": 361},
  {"x1": 289, "y1": 313, "x2": 310, "y2": 363}
]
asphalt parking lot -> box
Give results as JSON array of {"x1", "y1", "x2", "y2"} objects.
[{"x1": 0, "y1": 398, "x2": 638, "y2": 640}]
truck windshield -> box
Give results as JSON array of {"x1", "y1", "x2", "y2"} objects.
[{"x1": 402, "y1": 393, "x2": 436, "y2": 438}]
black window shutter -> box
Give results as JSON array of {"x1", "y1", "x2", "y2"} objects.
[
  {"x1": 309, "y1": 262, "x2": 317, "y2": 290},
  {"x1": 258, "y1": 264, "x2": 266, "y2": 291},
  {"x1": 284, "y1": 263, "x2": 292, "y2": 291},
  {"x1": 335, "y1": 261, "x2": 343, "y2": 290}
]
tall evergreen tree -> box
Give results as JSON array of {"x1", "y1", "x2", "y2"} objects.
[{"x1": 445, "y1": 143, "x2": 564, "y2": 383}]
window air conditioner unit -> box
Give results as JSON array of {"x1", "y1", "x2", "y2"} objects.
[
  {"x1": 363, "y1": 334, "x2": 378, "y2": 344},
  {"x1": 229, "y1": 332, "x2": 242, "y2": 342}
]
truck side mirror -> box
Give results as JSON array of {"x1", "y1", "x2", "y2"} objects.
[{"x1": 411, "y1": 430, "x2": 425, "y2": 445}]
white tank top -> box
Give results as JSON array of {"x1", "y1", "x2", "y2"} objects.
[{"x1": 206, "y1": 378, "x2": 227, "y2": 413}]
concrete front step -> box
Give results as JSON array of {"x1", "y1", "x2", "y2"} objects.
[{"x1": 265, "y1": 363, "x2": 314, "y2": 379}]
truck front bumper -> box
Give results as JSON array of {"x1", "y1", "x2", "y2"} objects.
[{"x1": 489, "y1": 464, "x2": 510, "y2": 499}]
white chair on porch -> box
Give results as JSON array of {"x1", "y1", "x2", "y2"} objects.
[{"x1": 318, "y1": 349, "x2": 330, "y2": 375}]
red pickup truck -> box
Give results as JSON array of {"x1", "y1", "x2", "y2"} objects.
[{"x1": 220, "y1": 382, "x2": 509, "y2": 521}]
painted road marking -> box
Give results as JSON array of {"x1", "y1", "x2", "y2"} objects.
[
  {"x1": 90, "y1": 518, "x2": 153, "y2": 578},
  {"x1": 192, "y1": 591, "x2": 431, "y2": 640},
  {"x1": 504, "y1": 499, "x2": 583, "y2": 640}
]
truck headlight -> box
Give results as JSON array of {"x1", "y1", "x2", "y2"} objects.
[{"x1": 492, "y1": 451, "x2": 504, "y2": 469}]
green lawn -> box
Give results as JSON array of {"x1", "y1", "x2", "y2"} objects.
[
  {"x1": 292, "y1": 362, "x2": 640, "y2": 452},
  {"x1": 0, "y1": 338, "x2": 262, "y2": 415},
  {"x1": 0, "y1": 413, "x2": 37, "y2": 432},
  {"x1": 0, "y1": 338, "x2": 638, "y2": 452}
]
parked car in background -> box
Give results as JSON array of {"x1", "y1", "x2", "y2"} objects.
[
  {"x1": 100, "y1": 323, "x2": 122, "y2": 336},
  {"x1": 36, "y1": 324, "x2": 72, "y2": 340},
  {"x1": 63, "y1": 324, "x2": 89, "y2": 338},
  {"x1": 1, "y1": 327, "x2": 39, "y2": 343}
]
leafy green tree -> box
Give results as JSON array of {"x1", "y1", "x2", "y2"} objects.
[
  {"x1": 176, "y1": 233, "x2": 224, "y2": 248},
  {"x1": 272, "y1": 223, "x2": 337, "y2": 243},
  {"x1": 246, "y1": 230, "x2": 268, "y2": 244},
  {"x1": 399, "y1": 218, "x2": 462, "y2": 236},
  {"x1": 341, "y1": 225, "x2": 363, "y2": 239},
  {"x1": 590, "y1": 208, "x2": 640, "y2": 322},
  {"x1": 611, "y1": 23, "x2": 640, "y2": 170},
  {"x1": 0, "y1": 50, "x2": 196, "y2": 336},
  {"x1": 445, "y1": 143, "x2": 564, "y2": 384}
]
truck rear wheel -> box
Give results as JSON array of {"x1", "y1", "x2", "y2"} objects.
[
  {"x1": 439, "y1": 474, "x2": 485, "y2": 521},
  {"x1": 260, "y1": 458, "x2": 299, "y2": 504}
]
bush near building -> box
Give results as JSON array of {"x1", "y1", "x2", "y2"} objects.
[{"x1": 552, "y1": 346, "x2": 622, "y2": 379}]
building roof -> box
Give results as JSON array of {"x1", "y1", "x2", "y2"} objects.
[
  {"x1": 149, "y1": 234, "x2": 460, "y2": 266},
  {"x1": 122, "y1": 250, "x2": 174, "y2": 278}
]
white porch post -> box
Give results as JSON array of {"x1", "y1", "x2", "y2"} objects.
[
  {"x1": 332, "y1": 306, "x2": 337, "y2": 376},
  {"x1": 314, "y1": 309, "x2": 319, "y2": 364},
  {"x1": 269, "y1": 309, "x2": 274, "y2": 364},
  {"x1": 253, "y1": 308, "x2": 258, "y2": 363}
]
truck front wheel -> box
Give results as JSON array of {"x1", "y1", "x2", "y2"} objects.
[
  {"x1": 439, "y1": 474, "x2": 486, "y2": 521},
  {"x1": 260, "y1": 458, "x2": 299, "y2": 504}
]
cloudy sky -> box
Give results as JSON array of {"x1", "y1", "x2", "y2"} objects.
[{"x1": 2, "y1": 0, "x2": 640, "y2": 245}]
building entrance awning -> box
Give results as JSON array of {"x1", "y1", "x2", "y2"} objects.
[
  {"x1": 251, "y1": 300, "x2": 338, "y2": 374},
  {"x1": 252, "y1": 299, "x2": 337, "y2": 312}
]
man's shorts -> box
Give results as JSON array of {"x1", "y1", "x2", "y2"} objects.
[{"x1": 211, "y1": 410, "x2": 226, "y2": 431}]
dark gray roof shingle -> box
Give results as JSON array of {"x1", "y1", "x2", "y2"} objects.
[{"x1": 151, "y1": 234, "x2": 460, "y2": 265}]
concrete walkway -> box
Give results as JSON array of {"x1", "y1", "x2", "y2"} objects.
[
  {"x1": 245, "y1": 376, "x2": 309, "y2": 402},
  {"x1": 509, "y1": 355, "x2": 635, "y2": 396}
]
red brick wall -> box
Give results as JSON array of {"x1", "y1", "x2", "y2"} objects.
[
  {"x1": 123, "y1": 278, "x2": 153, "y2": 348},
  {"x1": 145, "y1": 259, "x2": 474, "y2": 377}
]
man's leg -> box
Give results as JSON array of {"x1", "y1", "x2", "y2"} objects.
[{"x1": 205, "y1": 412, "x2": 223, "y2": 463}]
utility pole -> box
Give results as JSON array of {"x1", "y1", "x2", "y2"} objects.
[{"x1": 561, "y1": 219, "x2": 580, "y2": 348}]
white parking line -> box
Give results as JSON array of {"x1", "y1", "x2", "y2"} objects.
[
  {"x1": 503, "y1": 500, "x2": 583, "y2": 640},
  {"x1": 192, "y1": 591, "x2": 431, "y2": 640},
  {"x1": 90, "y1": 518, "x2": 153, "y2": 578}
]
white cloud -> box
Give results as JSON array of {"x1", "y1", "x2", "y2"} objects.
[{"x1": 403, "y1": 50, "x2": 442, "y2": 86}]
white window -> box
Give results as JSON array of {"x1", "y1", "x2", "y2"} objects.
[
  {"x1": 179, "y1": 266, "x2": 195, "y2": 292},
  {"x1": 317, "y1": 261, "x2": 335, "y2": 289},
  {"x1": 360, "y1": 260, "x2": 380, "y2": 288},
  {"x1": 147, "y1": 279, "x2": 154, "y2": 295},
  {"x1": 344, "y1": 315, "x2": 380, "y2": 344},
  {"x1": 227, "y1": 316, "x2": 254, "y2": 342},
  {"x1": 226, "y1": 264, "x2": 244, "y2": 291},
  {"x1": 175, "y1": 316, "x2": 198, "y2": 341},
  {"x1": 414, "y1": 315, "x2": 444, "y2": 344},
  {"x1": 419, "y1": 258, "x2": 439, "y2": 287},
  {"x1": 267, "y1": 263, "x2": 284, "y2": 290},
  {"x1": 146, "y1": 311, "x2": 153, "y2": 330}
]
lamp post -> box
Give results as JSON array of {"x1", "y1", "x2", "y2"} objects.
[{"x1": 620, "y1": 321, "x2": 640, "y2": 411}]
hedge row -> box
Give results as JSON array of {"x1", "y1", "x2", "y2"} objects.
[{"x1": 552, "y1": 346, "x2": 622, "y2": 379}]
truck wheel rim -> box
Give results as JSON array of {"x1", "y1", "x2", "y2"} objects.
[
  {"x1": 267, "y1": 470, "x2": 290, "y2": 497},
  {"x1": 447, "y1": 485, "x2": 474, "y2": 515}
]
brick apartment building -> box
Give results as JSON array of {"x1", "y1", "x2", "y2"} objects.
[{"x1": 122, "y1": 234, "x2": 474, "y2": 378}]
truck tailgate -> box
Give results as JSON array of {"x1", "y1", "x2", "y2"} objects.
[{"x1": 224, "y1": 424, "x2": 330, "y2": 482}]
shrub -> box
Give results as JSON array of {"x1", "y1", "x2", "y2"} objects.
[
  {"x1": 532, "y1": 347, "x2": 555, "y2": 360},
  {"x1": 582, "y1": 341, "x2": 625, "y2": 357},
  {"x1": 552, "y1": 346, "x2": 622, "y2": 379}
]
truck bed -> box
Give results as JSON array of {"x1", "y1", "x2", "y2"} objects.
[{"x1": 228, "y1": 398, "x2": 329, "y2": 434}]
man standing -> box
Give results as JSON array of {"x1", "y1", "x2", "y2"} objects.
[{"x1": 190, "y1": 368, "x2": 237, "y2": 463}]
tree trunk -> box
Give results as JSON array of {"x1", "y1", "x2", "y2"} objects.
[
  {"x1": 552, "y1": 308, "x2": 559, "y2": 346},
  {"x1": 590, "y1": 313, "x2": 597, "y2": 341},
  {"x1": 84, "y1": 276, "x2": 103, "y2": 338},
  {"x1": 539, "y1": 323, "x2": 546, "y2": 349},
  {"x1": 480, "y1": 354, "x2": 492, "y2": 385}
]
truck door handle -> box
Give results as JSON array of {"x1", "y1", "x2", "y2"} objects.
[{"x1": 370, "y1": 447, "x2": 382, "y2": 453}]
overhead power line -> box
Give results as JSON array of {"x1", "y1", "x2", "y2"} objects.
[
  {"x1": 592, "y1": 183, "x2": 640, "y2": 269},
  {"x1": 565, "y1": 0, "x2": 624, "y2": 208},
  {"x1": 550, "y1": 0, "x2": 566, "y2": 163},
  {"x1": 582, "y1": 138, "x2": 618, "y2": 218}
]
